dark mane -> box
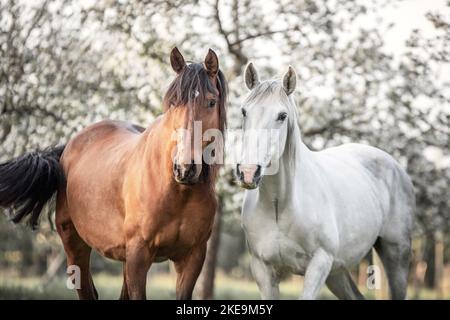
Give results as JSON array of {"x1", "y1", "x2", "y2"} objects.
[{"x1": 163, "y1": 63, "x2": 227, "y2": 132}]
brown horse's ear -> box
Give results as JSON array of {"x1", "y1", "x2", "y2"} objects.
[
  {"x1": 244, "y1": 62, "x2": 260, "y2": 90},
  {"x1": 170, "y1": 47, "x2": 186, "y2": 74},
  {"x1": 204, "y1": 49, "x2": 219, "y2": 77},
  {"x1": 283, "y1": 66, "x2": 297, "y2": 95}
]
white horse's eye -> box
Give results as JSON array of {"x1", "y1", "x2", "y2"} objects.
[
  {"x1": 277, "y1": 112, "x2": 287, "y2": 121},
  {"x1": 241, "y1": 108, "x2": 247, "y2": 117}
]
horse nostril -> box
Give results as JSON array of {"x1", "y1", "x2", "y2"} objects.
[
  {"x1": 186, "y1": 163, "x2": 196, "y2": 178},
  {"x1": 173, "y1": 164, "x2": 181, "y2": 178},
  {"x1": 255, "y1": 165, "x2": 262, "y2": 177},
  {"x1": 236, "y1": 164, "x2": 246, "y2": 181}
]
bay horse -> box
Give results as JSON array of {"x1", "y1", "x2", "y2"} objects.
[
  {"x1": 236, "y1": 63, "x2": 415, "y2": 299},
  {"x1": 0, "y1": 47, "x2": 227, "y2": 300}
]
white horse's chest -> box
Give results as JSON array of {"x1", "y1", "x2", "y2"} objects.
[{"x1": 244, "y1": 209, "x2": 312, "y2": 275}]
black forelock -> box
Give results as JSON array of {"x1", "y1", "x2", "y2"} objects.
[{"x1": 163, "y1": 62, "x2": 227, "y2": 131}]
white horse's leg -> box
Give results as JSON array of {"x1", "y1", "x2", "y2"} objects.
[
  {"x1": 302, "y1": 248, "x2": 333, "y2": 300},
  {"x1": 374, "y1": 238, "x2": 411, "y2": 300},
  {"x1": 250, "y1": 256, "x2": 280, "y2": 299},
  {"x1": 325, "y1": 270, "x2": 365, "y2": 300}
]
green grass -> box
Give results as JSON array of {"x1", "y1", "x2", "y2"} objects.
[
  {"x1": 0, "y1": 272, "x2": 446, "y2": 300},
  {"x1": 0, "y1": 272, "x2": 332, "y2": 300}
]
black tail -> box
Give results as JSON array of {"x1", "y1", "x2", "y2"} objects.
[{"x1": 0, "y1": 145, "x2": 66, "y2": 229}]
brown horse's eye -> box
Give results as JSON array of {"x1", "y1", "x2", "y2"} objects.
[{"x1": 207, "y1": 99, "x2": 216, "y2": 108}]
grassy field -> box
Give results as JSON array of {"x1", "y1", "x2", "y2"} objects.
[
  {"x1": 0, "y1": 272, "x2": 335, "y2": 300},
  {"x1": 0, "y1": 272, "x2": 445, "y2": 300}
]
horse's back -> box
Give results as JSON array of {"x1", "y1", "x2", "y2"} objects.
[
  {"x1": 321, "y1": 143, "x2": 411, "y2": 183},
  {"x1": 319, "y1": 143, "x2": 415, "y2": 240},
  {"x1": 57, "y1": 120, "x2": 146, "y2": 260},
  {"x1": 65, "y1": 120, "x2": 142, "y2": 150},
  {"x1": 61, "y1": 119, "x2": 144, "y2": 187},
  {"x1": 321, "y1": 143, "x2": 414, "y2": 200}
]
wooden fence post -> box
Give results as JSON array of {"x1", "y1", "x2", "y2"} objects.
[
  {"x1": 373, "y1": 250, "x2": 389, "y2": 300},
  {"x1": 435, "y1": 231, "x2": 444, "y2": 299}
]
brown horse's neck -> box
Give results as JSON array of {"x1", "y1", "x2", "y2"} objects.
[{"x1": 139, "y1": 115, "x2": 174, "y2": 189}]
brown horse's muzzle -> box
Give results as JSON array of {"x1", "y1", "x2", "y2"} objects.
[{"x1": 173, "y1": 161, "x2": 202, "y2": 185}]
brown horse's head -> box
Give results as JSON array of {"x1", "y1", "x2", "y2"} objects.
[{"x1": 163, "y1": 47, "x2": 227, "y2": 185}]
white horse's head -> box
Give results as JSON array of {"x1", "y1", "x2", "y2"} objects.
[{"x1": 236, "y1": 63, "x2": 298, "y2": 189}]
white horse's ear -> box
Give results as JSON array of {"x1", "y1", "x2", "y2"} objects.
[
  {"x1": 244, "y1": 62, "x2": 260, "y2": 90},
  {"x1": 283, "y1": 66, "x2": 297, "y2": 95}
]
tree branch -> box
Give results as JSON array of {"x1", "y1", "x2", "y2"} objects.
[
  {"x1": 230, "y1": 27, "x2": 299, "y2": 47},
  {"x1": 213, "y1": 0, "x2": 247, "y2": 75}
]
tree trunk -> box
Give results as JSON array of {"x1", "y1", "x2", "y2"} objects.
[
  {"x1": 40, "y1": 249, "x2": 66, "y2": 289},
  {"x1": 424, "y1": 233, "x2": 436, "y2": 289},
  {"x1": 196, "y1": 196, "x2": 223, "y2": 300}
]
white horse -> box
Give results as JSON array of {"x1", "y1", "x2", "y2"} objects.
[{"x1": 236, "y1": 63, "x2": 415, "y2": 300}]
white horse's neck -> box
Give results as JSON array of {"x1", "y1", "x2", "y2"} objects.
[{"x1": 258, "y1": 114, "x2": 316, "y2": 208}]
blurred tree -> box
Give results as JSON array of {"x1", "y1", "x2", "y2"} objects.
[
  {"x1": 0, "y1": 0, "x2": 168, "y2": 274},
  {"x1": 189, "y1": 0, "x2": 449, "y2": 295},
  {"x1": 0, "y1": 0, "x2": 448, "y2": 297}
]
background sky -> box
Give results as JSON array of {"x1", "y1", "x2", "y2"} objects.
[{"x1": 374, "y1": 0, "x2": 447, "y2": 56}]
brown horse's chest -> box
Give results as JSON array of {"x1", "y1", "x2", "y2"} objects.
[{"x1": 142, "y1": 194, "x2": 216, "y2": 259}]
